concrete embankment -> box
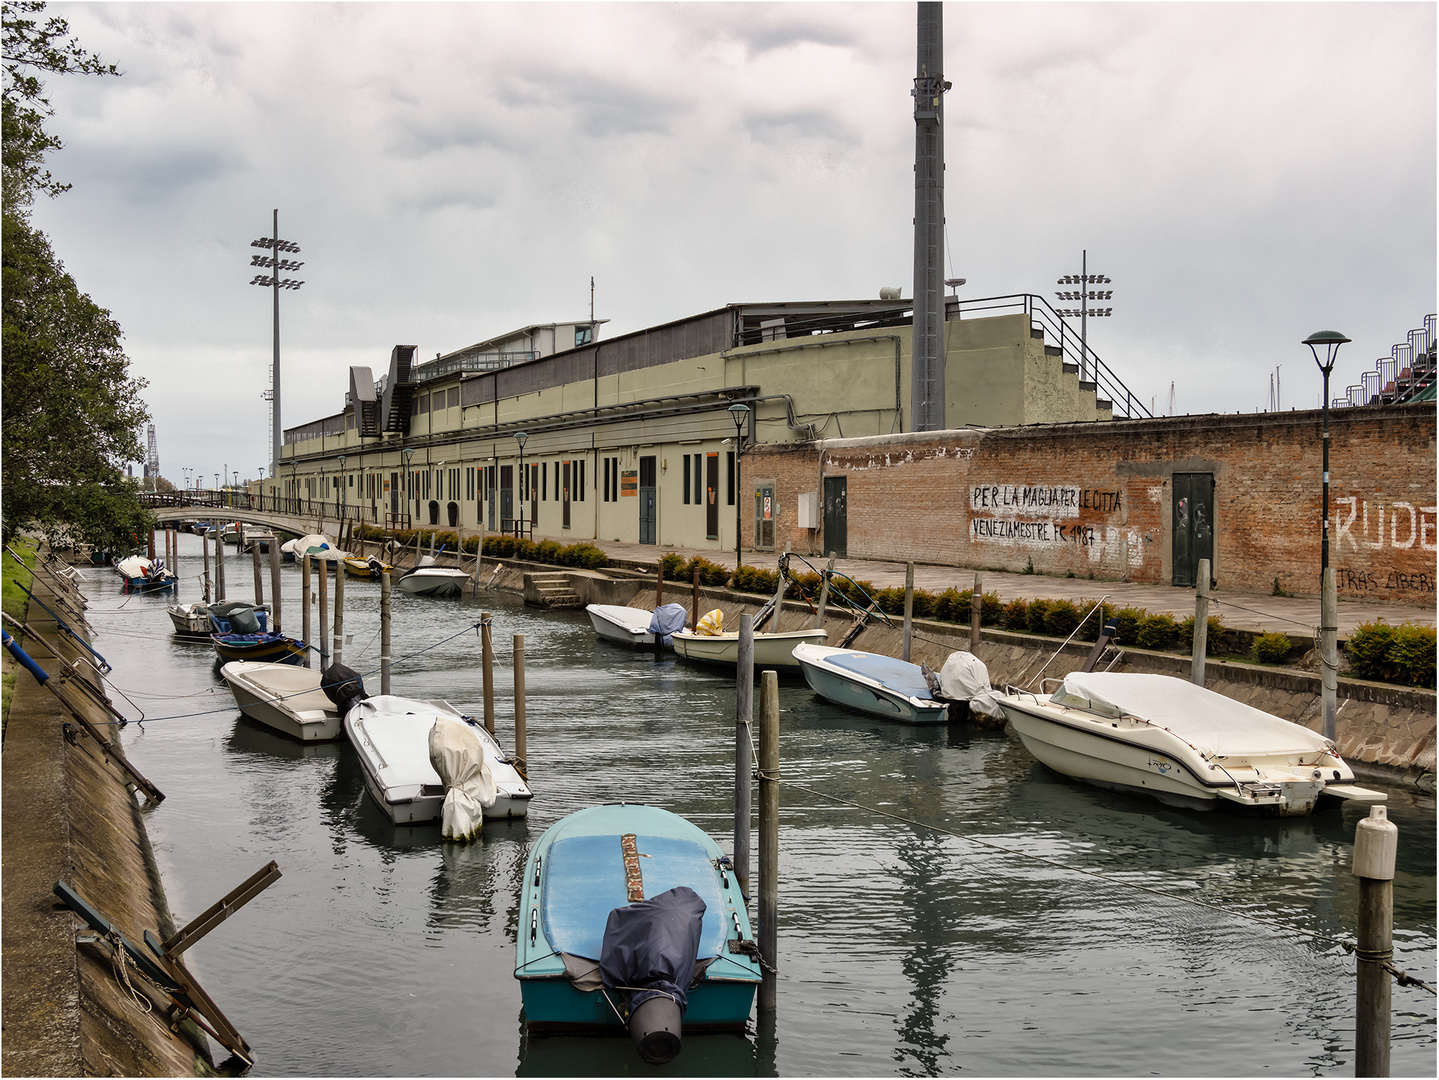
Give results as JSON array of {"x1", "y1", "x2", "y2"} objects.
[
  {"x1": 488, "y1": 559, "x2": 1436, "y2": 789},
  {"x1": 2, "y1": 567, "x2": 209, "y2": 1076}
]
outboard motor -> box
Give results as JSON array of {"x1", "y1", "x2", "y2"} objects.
[
  {"x1": 320, "y1": 663, "x2": 369, "y2": 716},
  {"x1": 598, "y1": 885, "x2": 705, "y2": 1065}
]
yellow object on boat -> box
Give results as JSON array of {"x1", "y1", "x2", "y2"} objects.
[{"x1": 696, "y1": 609, "x2": 724, "y2": 636}]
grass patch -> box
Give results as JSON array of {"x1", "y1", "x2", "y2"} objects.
[{"x1": 2, "y1": 537, "x2": 39, "y2": 737}]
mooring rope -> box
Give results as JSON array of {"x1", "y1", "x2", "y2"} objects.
[{"x1": 105, "y1": 931, "x2": 155, "y2": 1015}]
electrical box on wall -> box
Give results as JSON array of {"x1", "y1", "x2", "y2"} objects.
[{"x1": 797, "y1": 491, "x2": 818, "y2": 529}]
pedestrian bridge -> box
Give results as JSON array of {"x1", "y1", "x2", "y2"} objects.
[{"x1": 138, "y1": 491, "x2": 385, "y2": 540}]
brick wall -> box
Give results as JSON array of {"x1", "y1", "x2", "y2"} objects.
[{"x1": 748, "y1": 403, "x2": 1437, "y2": 603}]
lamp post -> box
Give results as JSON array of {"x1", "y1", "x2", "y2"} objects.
[
  {"x1": 1305, "y1": 330, "x2": 1349, "y2": 743},
  {"x1": 514, "y1": 432, "x2": 529, "y2": 537},
  {"x1": 337, "y1": 454, "x2": 347, "y2": 519},
  {"x1": 728, "y1": 403, "x2": 750, "y2": 568},
  {"x1": 401, "y1": 447, "x2": 416, "y2": 525}
]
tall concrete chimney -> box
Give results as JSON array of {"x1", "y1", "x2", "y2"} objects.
[{"x1": 911, "y1": 1, "x2": 948, "y2": 431}]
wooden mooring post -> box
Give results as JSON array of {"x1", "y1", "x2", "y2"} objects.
[
  {"x1": 251, "y1": 542, "x2": 264, "y2": 607},
  {"x1": 901, "y1": 561, "x2": 914, "y2": 662},
  {"x1": 734, "y1": 612, "x2": 755, "y2": 898},
  {"x1": 301, "y1": 555, "x2": 313, "y2": 669},
  {"x1": 332, "y1": 567, "x2": 345, "y2": 667},
  {"x1": 1191, "y1": 558, "x2": 1210, "y2": 687},
  {"x1": 813, "y1": 553, "x2": 834, "y2": 629},
  {"x1": 513, "y1": 632, "x2": 527, "y2": 777},
  {"x1": 970, "y1": 572, "x2": 983, "y2": 651},
  {"x1": 758, "y1": 667, "x2": 779, "y2": 1012},
  {"x1": 481, "y1": 612, "x2": 495, "y2": 734},
  {"x1": 215, "y1": 529, "x2": 226, "y2": 601},
  {"x1": 1354, "y1": 805, "x2": 1398, "y2": 1077},
  {"x1": 268, "y1": 539, "x2": 283, "y2": 633},
  {"x1": 379, "y1": 569, "x2": 392, "y2": 695},
  {"x1": 317, "y1": 556, "x2": 330, "y2": 669},
  {"x1": 202, "y1": 530, "x2": 211, "y2": 603}
]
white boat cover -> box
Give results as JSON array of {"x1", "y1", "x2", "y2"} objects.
[
  {"x1": 1059, "y1": 672, "x2": 1333, "y2": 757},
  {"x1": 428, "y1": 718, "x2": 496, "y2": 842},
  {"x1": 296, "y1": 534, "x2": 347, "y2": 562},
  {"x1": 938, "y1": 651, "x2": 1005, "y2": 719},
  {"x1": 115, "y1": 555, "x2": 152, "y2": 577}
]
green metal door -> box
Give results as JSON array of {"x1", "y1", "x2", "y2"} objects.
[{"x1": 1172, "y1": 472, "x2": 1214, "y2": 587}]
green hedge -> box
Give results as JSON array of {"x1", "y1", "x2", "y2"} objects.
[{"x1": 1346, "y1": 621, "x2": 1436, "y2": 688}]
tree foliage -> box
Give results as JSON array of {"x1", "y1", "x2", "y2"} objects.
[{"x1": 2, "y1": 0, "x2": 118, "y2": 207}]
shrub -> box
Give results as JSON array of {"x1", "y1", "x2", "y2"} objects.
[
  {"x1": 874, "y1": 586, "x2": 907, "y2": 615},
  {"x1": 1178, "y1": 615, "x2": 1225, "y2": 655},
  {"x1": 1388, "y1": 623, "x2": 1437, "y2": 688},
  {"x1": 660, "y1": 552, "x2": 687, "y2": 581},
  {"x1": 831, "y1": 576, "x2": 877, "y2": 608},
  {"x1": 1348, "y1": 620, "x2": 1436, "y2": 688},
  {"x1": 1000, "y1": 598, "x2": 1030, "y2": 631},
  {"x1": 933, "y1": 587, "x2": 969, "y2": 623},
  {"x1": 1025, "y1": 598, "x2": 1053, "y2": 635},
  {"x1": 557, "y1": 542, "x2": 609, "y2": 570},
  {"x1": 1137, "y1": 612, "x2": 1179, "y2": 650},
  {"x1": 685, "y1": 556, "x2": 730, "y2": 587},
  {"x1": 1044, "y1": 599, "x2": 1084, "y2": 639},
  {"x1": 1111, "y1": 607, "x2": 1148, "y2": 646},
  {"x1": 1251, "y1": 631, "x2": 1294, "y2": 665},
  {"x1": 732, "y1": 565, "x2": 778, "y2": 594},
  {"x1": 535, "y1": 539, "x2": 564, "y2": 564},
  {"x1": 981, "y1": 590, "x2": 1004, "y2": 624}
]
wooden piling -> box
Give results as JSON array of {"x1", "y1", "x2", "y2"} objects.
[
  {"x1": 655, "y1": 557, "x2": 664, "y2": 609},
  {"x1": 734, "y1": 613, "x2": 755, "y2": 898},
  {"x1": 513, "y1": 633, "x2": 527, "y2": 778},
  {"x1": 215, "y1": 528, "x2": 226, "y2": 601},
  {"x1": 1191, "y1": 558, "x2": 1210, "y2": 687},
  {"x1": 758, "y1": 668, "x2": 779, "y2": 1012},
  {"x1": 969, "y1": 572, "x2": 983, "y2": 651},
  {"x1": 301, "y1": 555, "x2": 312, "y2": 669},
  {"x1": 379, "y1": 570, "x2": 392, "y2": 695},
  {"x1": 268, "y1": 539, "x2": 282, "y2": 633},
  {"x1": 332, "y1": 567, "x2": 345, "y2": 667},
  {"x1": 813, "y1": 553, "x2": 834, "y2": 629},
  {"x1": 481, "y1": 612, "x2": 495, "y2": 735},
  {"x1": 202, "y1": 530, "x2": 211, "y2": 603},
  {"x1": 317, "y1": 557, "x2": 330, "y2": 670},
  {"x1": 691, "y1": 565, "x2": 701, "y2": 630},
  {"x1": 148, "y1": 526, "x2": 156, "y2": 561},
  {"x1": 251, "y1": 542, "x2": 264, "y2": 607},
  {"x1": 1354, "y1": 805, "x2": 1397, "y2": 1077},
  {"x1": 901, "y1": 562, "x2": 914, "y2": 662}
]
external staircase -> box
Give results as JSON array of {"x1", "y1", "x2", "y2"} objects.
[{"x1": 522, "y1": 572, "x2": 582, "y2": 609}]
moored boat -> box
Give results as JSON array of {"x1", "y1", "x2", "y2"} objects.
[
  {"x1": 115, "y1": 554, "x2": 176, "y2": 594},
  {"x1": 343, "y1": 555, "x2": 392, "y2": 579},
  {"x1": 792, "y1": 642, "x2": 950, "y2": 724},
  {"x1": 514, "y1": 803, "x2": 762, "y2": 1063},
  {"x1": 219, "y1": 661, "x2": 342, "y2": 741},
  {"x1": 672, "y1": 625, "x2": 827, "y2": 672},
  {"x1": 394, "y1": 556, "x2": 469, "y2": 597},
  {"x1": 993, "y1": 671, "x2": 1387, "y2": 816},
  {"x1": 211, "y1": 631, "x2": 309, "y2": 666},
  {"x1": 168, "y1": 600, "x2": 270, "y2": 640},
  {"x1": 586, "y1": 603, "x2": 687, "y2": 648}
]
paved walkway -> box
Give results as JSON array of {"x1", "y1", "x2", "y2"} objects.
[{"x1": 567, "y1": 539, "x2": 1433, "y2": 639}]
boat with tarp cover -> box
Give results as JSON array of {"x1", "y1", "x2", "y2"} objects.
[{"x1": 515, "y1": 803, "x2": 762, "y2": 1064}]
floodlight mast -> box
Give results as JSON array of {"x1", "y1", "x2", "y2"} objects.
[
  {"x1": 249, "y1": 209, "x2": 305, "y2": 476},
  {"x1": 1054, "y1": 249, "x2": 1113, "y2": 383}
]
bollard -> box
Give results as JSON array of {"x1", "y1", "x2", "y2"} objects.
[
  {"x1": 970, "y1": 573, "x2": 983, "y2": 651},
  {"x1": 902, "y1": 561, "x2": 914, "y2": 662},
  {"x1": 379, "y1": 569, "x2": 392, "y2": 695},
  {"x1": 813, "y1": 553, "x2": 834, "y2": 629},
  {"x1": 252, "y1": 541, "x2": 265, "y2": 607},
  {"x1": 317, "y1": 557, "x2": 330, "y2": 669},
  {"x1": 268, "y1": 538, "x2": 283, "y2": 633},
  {"x1": 758, "y1": 668, "x2": 780, "y2": 1012},
  {"x1": 202, "y1": 530, "x2": 212, "y2": 603},
  {"x1": 734, "y1": 613, "x2": 755, "y2": 898},
  {"x1": 1191, "y1": 558, "x2": 1210, "y2": 687},
  {"x1": 481, "y1": 612, "x2": 495, "y2": 734},
  {"x1": 513, "y1": 633, "x2": 527, "y2": 777},
  {"x1": 301, "y1": 555, "x2": 313, "y2": 669},
  {"x1": 333, "y1": 567, "x2": 345, "y2": 667},
  {"x1": 1354, "y1": 804, "x2": 1397, "y2": 1077}
]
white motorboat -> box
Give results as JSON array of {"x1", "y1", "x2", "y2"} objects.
[
  {"x1": 792, "y1": 643, "x2": 951, "y2": 724},
  {"x1": 586, "y1": 602, "x2": 687, "y2": 648},
  {"x1": 220, "y1": 661, "x2": 343, "y2": 742},
  {"x1": 395, "y1": 556, "x2": 469, "y2": 597},
  {"x1": 993, "y1": 671, "x2": 1386, "y2": 817},
  {"x1": 672, "y1": 626, "x2": 827, "y2": 672},
  {"x1": 344, "y1": 694, "x2": 532, "y2": 824}
]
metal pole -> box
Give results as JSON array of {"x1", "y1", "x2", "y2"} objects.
[
  {"x1": 969, "y1": 572, "x2": 983, "y2": 651},
  {"x1": 513, "y1": 633, "x2": 527, "y2": 778},
  {"x1": 902, "y1": 561, "x2": 915, "y2": 662},
  {"x1": 268, "y1": 536, "x2": 282, "y2": 633},
  {"x1": 735, "y1": 444, "x2": 744, "y2": 569},
  {"x1": 272, "y1": 208, "x2": 281, "y2": 476},
  {"x1": 332, "y1": 566, "x2": 345, "y2": 667},
  {"x1": 1353, "y1": 805, "x2": 1397, "y2": 1077},
  {"x1": 301, "y1": 554, "x2": 312, "y2": 669},
  {"x1": 758, "y1": 668, "x2": 780, "y2": 1013},
  {"x1": 734, "y1": 612, "x2": 755, "y2": 899},
  {"x1": 379, "y1": 569, "x2": 392, "y2": 695},
  {"x1": 1321, "y1": 567, "x2": 1338, "y2": 742},
  {"x1": 1191, "y1": 558, "x2": 1210, "y2": 687},
  {"x1": 482, "y1": 612, "x2": 495, "y2": 735}
]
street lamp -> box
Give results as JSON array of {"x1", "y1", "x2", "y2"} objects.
[
  {"x1": 728, "y1": 403, "x2": 750, "y2": 568},
  {"x1": 1055, "y1": 250, "x2": 1113, "y2": 383},
  {"x1": 249, "y1": 210, "x2": 305, "y2": 474},
  {"x1": 514, "y1": 432, "x2": 529, "y2": 537},
  {"x1": 1304, "y1": 329, "x2": 1349, "y2": 745},
  {"x1": 337, "y1": 454, "x2": 347, "y2": 518},
  {"x1": 401, "y1": 447, "x2": 416, "y2": 525}
]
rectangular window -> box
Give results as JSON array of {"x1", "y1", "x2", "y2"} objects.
[
  {"x1": 542, "y1": 463, "x2": 548, "y2": 501},
  {"x1": 727, "y1": 451, "x2": 735, "y2": 505},
  {"x1": 417, "y1": 393, "x2": 429, "y2": 414},
  {"x1": 575, "y1": 325, "x2": 594, "y2": 347},
  {"x1": 447, "y1": 387, "x2": 459, "y2": 409},
  {"x1": 577, "y1": 460, "x2": 585, "y2": 501},
  {"x1": 682, "y1": 454, "x2": 691, "y2": 504},
  {"x1": 693, "y1": 455, "x2": 702, "y2": 507}
]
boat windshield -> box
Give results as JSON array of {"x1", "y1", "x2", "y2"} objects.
[{"x1": 1047, "y1": 686, "x2": 1124, "y2": 718}]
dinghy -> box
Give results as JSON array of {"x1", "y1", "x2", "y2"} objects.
[
  {"x1": 220, "y1": 661, "x2": 343, "y2": 741},
  {"x1": 514, "y1": 803, "x2": 762, "y2": 1063},
  {"x1": 993, "y1": 671, "x2": 1386, "y2": 816},
  {"x1": 586, "y1": 603, "x2": 687, "y2": 648},
  {"x1": 672, "y1": 625, "x2": 827, "y2": 672}
]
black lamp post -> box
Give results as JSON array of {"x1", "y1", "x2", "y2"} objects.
[
  {"x1": 1303, "y1": 330, "x2": 1350, "y2": 573},
  {"x1": 401, "y1": 447, "x2": 416, "y2": 524},
  {"x1": 515, "y1": 431, "x2": 529, "y2": 537},
  {"x1": 728, "y1": 403, "x2": 750, "y2": 568}
]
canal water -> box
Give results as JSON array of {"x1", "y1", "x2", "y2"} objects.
[{"x1": 83, "y1": 534, "x2": 1434, "y2": 1077}]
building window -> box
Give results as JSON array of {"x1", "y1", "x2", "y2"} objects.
[
  {"x1": 682, "y1": 454, "x2": 691, "y2": 503},
  {"x1": 542, "y1": 463, "x2": 548, "y2": 502},
  {"x1": 577, "y1": 460, "x2": 585, "y2": 502},
  {"x1": 575, "y1": 325, "x2": 594, "y2": 347},
  {"x1": 693, "y1": 455, "x2": 702, "y2": 507}
]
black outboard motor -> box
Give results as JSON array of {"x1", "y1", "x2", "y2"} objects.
[
  {"x1": 320, "y1": 663, "x2": 368, "y2": 716},
  {"x1": 598, "y1": 886, "x2": 706, "y2": 1065}
]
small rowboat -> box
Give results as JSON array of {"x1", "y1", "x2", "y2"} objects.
[
  {"x1": 515, "y1": 803, "x2": 762, "y2": 1063},
  {"x1": 211, "y1": 631, "x2": 308, "y2": 666}
]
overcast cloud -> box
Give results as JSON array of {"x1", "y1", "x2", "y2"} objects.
[{"x1": 23, "y1": 2, "x2": 1436, "y2": 488}]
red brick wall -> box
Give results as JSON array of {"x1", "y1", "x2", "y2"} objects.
[{"x1": 748, "y1": 404, "x2": 1437, "y2": 603}]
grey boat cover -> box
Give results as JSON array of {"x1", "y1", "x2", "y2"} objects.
[
  {"x1": 647, "y1": 603, "x2": 689, "y2": 645},
  {"x1": 1058, "y1": 672, "x2": 1333, "y2": 757},
  {"x1": 599, "y1": 886, "x2": 706, "y2": 1014},
  {"x1": 320, "y1": 663, "x2": 369, "y2": 716}
]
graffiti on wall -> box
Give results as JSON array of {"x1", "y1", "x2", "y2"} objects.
[
  {"x1": 968, "y1": 484, "x2": 1137, "y2": 566},
  {"x1": 1332, "y1": 497, "x2": 1437, "y2": 595}
]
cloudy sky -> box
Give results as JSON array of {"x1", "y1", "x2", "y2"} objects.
[{"x1": 24, "y1": 1, "x2": 1437, "y2": 488}]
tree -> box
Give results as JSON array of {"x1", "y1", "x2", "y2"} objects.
[
  {"x1": 2, "y1": 0, "x2": 118, "y2": 208},
  {"x1": 2, "y1": 208, "x2": 150, "y2": 545}
]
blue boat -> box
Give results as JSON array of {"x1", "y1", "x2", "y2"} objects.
[
  {"x1": 791, "y1": 642, "x2": 951, "y2": 724},
  {"x1": 515, "y1": 803, "x2": 762, "y2": 1062},
  {"x1": 208, "y1": 603, "x2": 305, "y2": 665},
  {"x1": 114, "y1": 554, "x2": 177, "y2": 594}
]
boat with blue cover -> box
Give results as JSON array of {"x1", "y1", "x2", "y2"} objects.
[
  {"x1": 208, "y1": 603, "x2": 306, "y2": 665},
  {"x1": 792, "y1": 642, "x2": 950, "y2": 724},
  {"x1": 515, "y1": 803, "x2": 762, "y2": 1062}
]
